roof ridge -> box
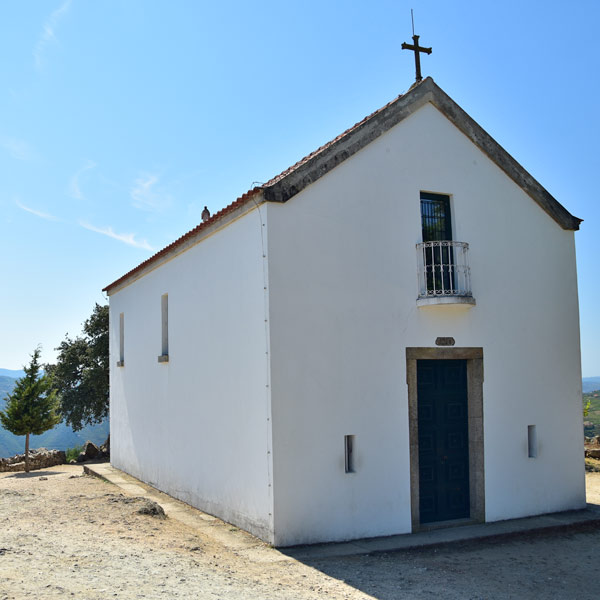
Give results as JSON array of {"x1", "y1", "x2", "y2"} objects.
[
  {"x1": 264, "y1": 92, "x2": 406, "y2": 188},
  {"x1": 104, "y1": 76, "x2": 580, "y2": 295},
  {"x1": 103, "y1": 83, "x2": 423, "y2": 294}
]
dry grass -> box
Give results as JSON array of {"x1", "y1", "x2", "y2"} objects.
[{"x1": 585, "y1": 457, "x2": 600, "y2": 472}]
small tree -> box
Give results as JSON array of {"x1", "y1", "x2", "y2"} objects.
[
  {"x1": 0, "y1": 348, "x2": 61, "y2": 472},
  {"x1": 46, "y1": 304, "x2": 109, "y2": 431}
]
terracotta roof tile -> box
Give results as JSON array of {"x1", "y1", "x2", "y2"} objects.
[
  {"x1": 103, "y1": 187, "x2": 262, "y2": 293},
  {"x1": 104, "y1": 76, "x2": 580, "y2": 294},
  {"x1": 103, "y1": 93, "x2": 405, "y2": 294},
  {"x1": 264, "y1": 96, "x2": 399, "y2": 188}
]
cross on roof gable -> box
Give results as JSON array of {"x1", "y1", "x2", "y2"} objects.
[{"x1": 104, "y1": 77, "x2": 581, "y2": 295}]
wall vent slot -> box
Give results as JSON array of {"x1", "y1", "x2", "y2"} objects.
[
  {"x1": 344, "y1": 435, "x2": 355, "y2": 473},
  {"x1": 161, "y1": 293, "x2": 169, "y2": 356},
  {"x1": 118, "y1": 312, "x2": 125, "y2": 366},
  {"x1": 528, "y1": 425, "x2": 537, "y2": 458}
]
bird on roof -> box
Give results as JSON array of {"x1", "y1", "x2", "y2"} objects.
[{"x1": 201, "y1": 206, "x2": 210, "y2": 222}]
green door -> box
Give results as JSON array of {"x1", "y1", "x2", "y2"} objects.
[{"x1": 417, "y1": 359, "x2": 470, "y2": 523}]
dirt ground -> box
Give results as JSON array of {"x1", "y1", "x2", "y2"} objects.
[{"x1": 1, "y1": 466, "x2": 599, "y2": 600}]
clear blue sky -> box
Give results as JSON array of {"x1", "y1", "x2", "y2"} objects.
[{"x1": 0, "y1": 1, "x2": 598, "y2": 377}]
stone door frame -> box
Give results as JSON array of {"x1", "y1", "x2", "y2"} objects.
[{"x1": 406, "y1": 347, "x2": 485, "y2": 532}]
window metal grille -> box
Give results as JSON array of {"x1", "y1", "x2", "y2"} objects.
[{"x1": 420, "y1": 193, "x2": 452, "y2": 242}]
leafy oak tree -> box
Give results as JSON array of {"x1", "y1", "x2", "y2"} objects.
[
  {"x1": 0, "y1": 348, "x2": 61, "y2": 472},
  {"x1": 47, "y1": 304, "x2": 109, "y2": 431}
]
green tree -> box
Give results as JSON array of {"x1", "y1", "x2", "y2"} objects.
[
  {"x1": 0, "y1": 348, "x2": 61, "y2": 472},
  {"x1": 46, "y1": 304, "x2": 109, "y2": 431}
]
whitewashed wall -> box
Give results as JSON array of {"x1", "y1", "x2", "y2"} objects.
[
  {"x1": 109, "y1": 207, "x2": 274, "y2": 542},
  {"x1": 267, "y1": 103, "x2": 584, "y2": 546}
]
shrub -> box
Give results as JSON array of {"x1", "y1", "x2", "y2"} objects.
[{"x1": 65, "y1": 445, "x2": 83, "y2": 462}]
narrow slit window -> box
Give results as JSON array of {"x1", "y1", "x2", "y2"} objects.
[
  {"x1": 118, "y1": 312, "x2": 124, "y2": 366},
  {"x1": 528, "y1": 425, "x2": 537, "y2": 458},
  {"x1": 161, "y1": 293, "x2": 169, "y2": 357},
  {"x1": 344, "y1": 435, "x2": 355, "y2": 473}
]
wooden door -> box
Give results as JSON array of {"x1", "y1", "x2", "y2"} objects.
[{"x1": 417, "y1": 359, "x2": 470, "y2": 523}]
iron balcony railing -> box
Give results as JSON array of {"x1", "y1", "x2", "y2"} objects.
[{"x1": 416, "y1": 241, "x2": 473, "y2": 298}]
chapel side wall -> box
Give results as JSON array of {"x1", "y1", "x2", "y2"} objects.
[
  {"x1": 109, "y1": 207, "x2": 274, "y2": 542},
  {"x1": 266, "y1": 103, "x2": 584, "y2": 547}
]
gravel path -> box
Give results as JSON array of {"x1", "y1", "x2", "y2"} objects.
[{"x1": 1, "y1": 465, "x2": 598, "y2": 599}]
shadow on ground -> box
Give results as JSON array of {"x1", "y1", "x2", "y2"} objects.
[
  {"x1": 6, "y1": 469, "x2": 67, "y2": 479},
  {"x1": 281, "y1": 522, "x2": 600, "y2": 600}
]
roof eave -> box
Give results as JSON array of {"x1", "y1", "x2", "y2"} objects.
[
  {"x1": 266, "y1": 77, "x2": 580, "y2": 231},
  {"x1": 103, "y1": 189, "x2": 266, "y2": 295},
  {"x1": 426, "y1": 80, "x2": 581, "y2": 231},
  {"x1": 104, "y1": 77, "x2": 581, "y2": 296}
]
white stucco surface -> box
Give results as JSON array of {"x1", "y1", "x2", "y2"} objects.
[
  {"x1": 109, "y1": 207, "x2": 274, "y2": 542},
  {"x1": 266, "y1": 103, "x2": 584, "y2": 546},
  {"x1": 108, "y1": 100, "x2": 584, "y2": 548}
]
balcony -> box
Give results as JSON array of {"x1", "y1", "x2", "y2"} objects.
[{"x1": 416, "y1": 241, "x2": 475, "y2": 307}]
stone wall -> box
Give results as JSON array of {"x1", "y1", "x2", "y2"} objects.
[
  {"x1": 585, "y1": 436, "x2": 600, "y2": 459},
  {"x1": 0, "y1": 448, "x2": 66, "y2": 473}
]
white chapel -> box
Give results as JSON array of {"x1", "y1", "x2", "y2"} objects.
[{"x1": 104, "y1": 76, "x2": 584, "y2": 546}]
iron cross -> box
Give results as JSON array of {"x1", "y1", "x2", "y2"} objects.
[{"x1": 402, "y1": 34, "x2": 432, "y2": 83}]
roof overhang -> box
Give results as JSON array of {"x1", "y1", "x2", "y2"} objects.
[
  {"x1": 264, "y1": 77, "x2": 582, "y2": 231},
  {"x1": 103, "y1": 189, "x2": 265, "y2": 295},
  {"x1": 104, "y1": 77, "x2": 581, "y2": 295}
]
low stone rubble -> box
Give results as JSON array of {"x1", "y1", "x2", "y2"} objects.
[
  {"x1": 585, "y1": 435, "x2": 600, "y2": 459},
  {"x1": 75, "y1": 437, "x2": 110, "y2": 463},
  {"x1": 0, "y1": 435, "x2": 110, "y2": 472},
  {"x1": 0, "y1": 448, "x2": 66, "y2": 472}
]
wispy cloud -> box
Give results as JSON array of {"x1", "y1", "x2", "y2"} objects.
[
  {"x1": 79, "y1": 221, "x2": 154, "y2": 251},
  {"x1": 16, "y1": 200, "x2": 58, "y2": 221},
  {"x1": 130, "y1": 172, "x2": 172, "y2": 212},
  {"x1": 33, "y1": 0, "x2": 72, "y2": 69},
  {"x1": 2, "y1": 137, "x2": 35, "y2": 161},
  {"x1": 69, "y1": 160, "x2": 97, "y2": 200}
]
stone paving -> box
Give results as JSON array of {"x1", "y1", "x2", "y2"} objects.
[{"x1": 85, "y1": 461, "x2": 600, "y2": 560}]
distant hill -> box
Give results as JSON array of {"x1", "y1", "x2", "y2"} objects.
[
  {"x1": 583, "y1": 377, "x2": 600, "y2": 393},
  {"x1": 0, "y1": 376, "x2": 16, "y2": 398},
  {"x1": 0, "y1": 374, "x2": 109, "y2": 458},
  {"x1": 0, "y1": 368, "x2": 25, "y2": 379}
]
